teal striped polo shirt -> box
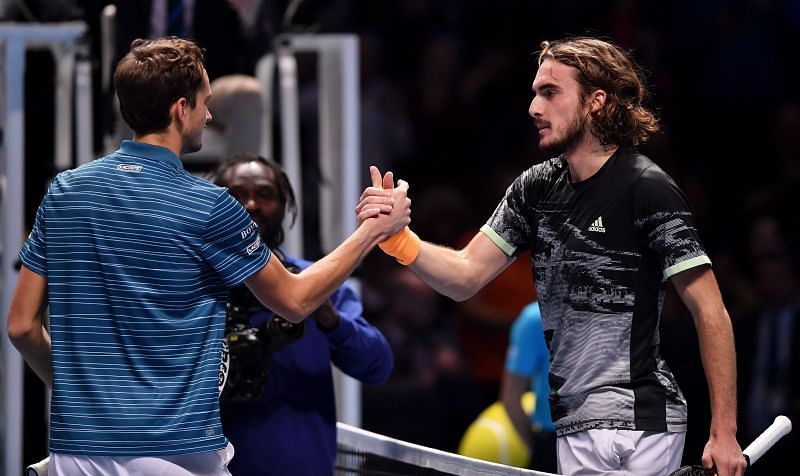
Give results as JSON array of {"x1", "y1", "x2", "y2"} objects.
[{"x1": 19, "y1": 140, "x2": 270, "y2": 456}]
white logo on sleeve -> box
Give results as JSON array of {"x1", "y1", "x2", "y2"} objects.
[
  {"x1": 588, "y1": 216, "x2": 606, "y2": 233},
  {"x1": 246, "y1": 235, "x2": 262, "y2": 255}
]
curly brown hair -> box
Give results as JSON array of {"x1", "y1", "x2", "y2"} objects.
[
  {"x1": 538, "y1": 37, "x2": 659, "y2": 147},
  {"x1": 114, "y1": 37, "x2": 206, "y2": 136}
]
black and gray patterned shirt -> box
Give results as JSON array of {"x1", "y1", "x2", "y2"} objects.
[{"x1": 482, "y1": 147, "x2": 709, "y2": 436}]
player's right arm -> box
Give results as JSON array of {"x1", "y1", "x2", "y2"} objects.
[
  {"x1": 246, "y1": 179, "x2": 411, "y2": 322},
  {"x1": 358, "y1": 165, "x2": 515, "y2": 301},
  {"x1": 7, "y1": 266, "x2": 52, "y2": 388},
  {"x1": 408, "y1": 232, "x2": 513, "y2": 302}
]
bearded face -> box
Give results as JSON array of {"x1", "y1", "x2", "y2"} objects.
[{"x1": 222, "y1": 161, "x2": 286, "y2": 248}]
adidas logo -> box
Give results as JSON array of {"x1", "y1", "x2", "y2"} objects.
[{"x1": 588, "y1": 216, "x2": 606, "y2": 233}]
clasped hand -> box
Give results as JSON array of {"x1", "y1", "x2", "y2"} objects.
[{"x1": 355, "y1": 166, "x2": 411, "y2": 238}]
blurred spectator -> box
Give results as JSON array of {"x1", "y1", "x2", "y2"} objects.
[
  {"x1": 501, "y1": 301, "x2": 557, "y2": 473},
  {"x1": 734, "y1": 215, "x2": 798, "y2": 474}
]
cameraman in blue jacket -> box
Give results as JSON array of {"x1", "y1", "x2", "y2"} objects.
[{"x1": 212, "y1": 153, "x2": 394, "y2": 475}]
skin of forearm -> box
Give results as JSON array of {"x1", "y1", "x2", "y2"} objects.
[
  {"x1": 409, "y1": 242, "x2": 489, "y2": 302},
  {"x1": 249, "y1": 221, "x2": 386, "y2": 323},
  {"x1": 502, "y1": 395, "x2": 535, "y2": 448},
  {"x1": 693, "y1": 307, "x2": 738, "y2": 434},
  {"x1": 9, "y1": 323, "x2": 53, "y2": 388}
]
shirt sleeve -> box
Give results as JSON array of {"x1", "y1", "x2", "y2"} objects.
[
  {"x1": 18, "y1": 193, "x2": 50, "y2": 277},
  {"x1": 482, "y1": 167, "x2": 539, "y2": 257},
  {"x1": 326, "y1": 281, "x2": 394, "y2": 385},
  {"x1": 633, "y1": 166, "x2": 711, "y2": 280},
  {"x1": 202, "y1": 191, "x2": 270, "y2": 287}
]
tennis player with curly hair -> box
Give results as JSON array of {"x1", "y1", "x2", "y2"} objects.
[{"x1": 359, "y1": 36, "x2": 747, "y2": 476}]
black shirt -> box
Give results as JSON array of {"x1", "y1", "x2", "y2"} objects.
[{"x1": 484, "y1": 147, "x2": 709, "y2": 436}]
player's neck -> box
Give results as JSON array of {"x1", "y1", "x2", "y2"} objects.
[
  {"x1": 563, "y1": 136, "x2": 618, "y2": 183},
  {"x1": 134, "y1": 129, "x2": 183, "y2": 158}
]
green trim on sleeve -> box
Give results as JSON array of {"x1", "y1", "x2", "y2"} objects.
[
  {"x1": 663, "y1": 255, "x2": 712, "y2": 280},
  {"x1": 479, "y1": 224, "x2": 517, "y2": 257}
]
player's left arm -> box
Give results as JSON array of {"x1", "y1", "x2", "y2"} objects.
[
  {"x1": 671, "y1": 265, "x2": 747, "y2": 476},
  {"x1": 501, "y1": 371, "x2": 535, "y2": 449},
  {"x1": 7, "y1": 266, "x2": 52, "y2": 388},
  {"x1": 322, "y1": 283, "x2": 393, "y2": 384}
]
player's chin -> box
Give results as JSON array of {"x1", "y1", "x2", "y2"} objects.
[
  {"x1": 538, "y1": 138, "x2": 561, "y2": 155},
  {"x1": 185, "y1": 140, "x2": 203, "y2": 155}
]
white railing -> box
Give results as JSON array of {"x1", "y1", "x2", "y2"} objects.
[{"x1": 0, "y1": 21, "x2": 88, "y2": 476}]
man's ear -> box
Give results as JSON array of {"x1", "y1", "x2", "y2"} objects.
[
  {"x1": 171, "y1": 97, "x2": 188, "y2": 122},
  {"x1": 589, "y1": 89, "x2": 607, "y2": 113}
]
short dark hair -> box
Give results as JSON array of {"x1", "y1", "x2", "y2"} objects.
[
  {"x1": 114, "y1": 37, "x2": 206, "y2": 136},
  {"x1": 538, "y1": 37, "x2": 659, "y2": 147},
  {"x1": 211, "y1": 153, "x2": 297, "y2": 247}
]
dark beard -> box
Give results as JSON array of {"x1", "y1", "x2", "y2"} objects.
[
  {"x1": 182, "y1": 137, "x2": 202, "y2": 155},
  {"x1": 259, "y1": 212, "x2": 285, "y2": 249},
  {"x1": 539, "y1": 110, "x2": 588, "y2": 155}
]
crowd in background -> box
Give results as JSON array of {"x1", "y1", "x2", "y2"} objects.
[{"x1": 4, "y1": 0, "x2": 799, "y2": 472}]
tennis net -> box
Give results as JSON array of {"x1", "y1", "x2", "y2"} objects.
[{"x1": 336, "y1": 423, "x2": 560, "y2": 476}]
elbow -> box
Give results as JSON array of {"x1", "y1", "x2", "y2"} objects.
[
  {"x1": 281, "y1": 299, "x2": 319, "y2": 324},
  {"x1": 450, "y1": 288, "x2": 477, "y2": 302},
  {"x1": 7, "y1": 313, "x2": 35, "y2": 347},
  {"x1": 359, "y1": 350, "x2": 394, "y2": 385},
  {"x1": 373, "y1": 349, "x2": 395, "y2": 384},
  {"x1": 441, "y1": 252, "x2": 485, "y2": 302},
  {"x1": 447, "y1": 277, "x2": 481, "y2": 302},
  {"x1": 280, "y1": 305, "x2": 310, "y2": 324}
]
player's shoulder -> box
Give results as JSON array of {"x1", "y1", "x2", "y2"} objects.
[
  {"x1": 529, "y1": 156, "x2": 566, "y2": 178},
  {"x1": 520, "y1": 301, "x2": 542, "y2": 319},
  {"x1": 183, "y1": 173, "x2": 227, "y2": 193},
  {"x1": 619, "y1": 148, "x2": 661, "y2": 176},
  {"x1": 514, "y1": 302, "x2": 542, "y2": 330},
  {"x1": 618, "y1": 148, "x2": 677, "y2": 189},
  {"x1": 513, "y1": 156, "x2": 566, "y2": 190}
]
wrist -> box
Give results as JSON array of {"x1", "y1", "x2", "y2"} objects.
[
  {"x1": 379, "y1": 226, "x2": 421, "y2": 265},
  {"x1": 314, "y1": 307, "x2": 340, "y2": 331},
  {"x1": 709, "y1": 419, "x2": 737, "y2": 437},
  {"x1": 355, "y1": 219, "x2": 387, "y2": 249}
]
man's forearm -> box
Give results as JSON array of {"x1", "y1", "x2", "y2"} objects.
[
  {"x1": 409, "y1": 242, "x2": 480, "y2": 301},
  {"x1": 695, "y1": 308, "x2": 738, "y2": 433},
  {"x1": 291, "y1": 225, "x2": 383, "y2": 316},
  {"x1": 10, "y1": 324, "x2": 53, "y2": 388},
  {"x1": 247, "y1": 220, "x2": 388, "y2": 323},
  {"x1": 7, "y1": 266, "x2": 52, "y2": 387},
  {"x1": 409, "y1": 233, "x2": 512, "y2": 302}
]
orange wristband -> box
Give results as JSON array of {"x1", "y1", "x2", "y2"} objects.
[{"x1": 378, "y1": 226, "x2": 421, "y2": 265}]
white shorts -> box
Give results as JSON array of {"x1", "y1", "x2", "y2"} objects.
[
  {"x1": 50, "y1": 442, "x2": 235, "y2": 476},
  {"x1": 557, "y1": 429, "x2": 685, "y2": 476}
]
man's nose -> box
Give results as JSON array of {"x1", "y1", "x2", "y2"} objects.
[
  {"x1": 528, "y1": 97, "x2": 540, "y2": 118},
  {"x1": 243, "y1": 197, "x2": 258, "y2": 212}
]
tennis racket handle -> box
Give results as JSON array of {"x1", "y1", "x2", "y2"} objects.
[
  {"x1": 742, "y1": 415, "x2": 792, "y2": 466},
  {"x1": 26, "y1": 455, "x2": 49, "y2": 476}
]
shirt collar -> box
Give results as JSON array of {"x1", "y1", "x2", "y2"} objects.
[{"x1": 118, "y1": 140, "x2": 184, "y2": 170}]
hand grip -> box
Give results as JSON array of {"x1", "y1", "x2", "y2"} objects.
[{"x1": 742, "y1": 415, "x2": 792, "y2": 466}]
